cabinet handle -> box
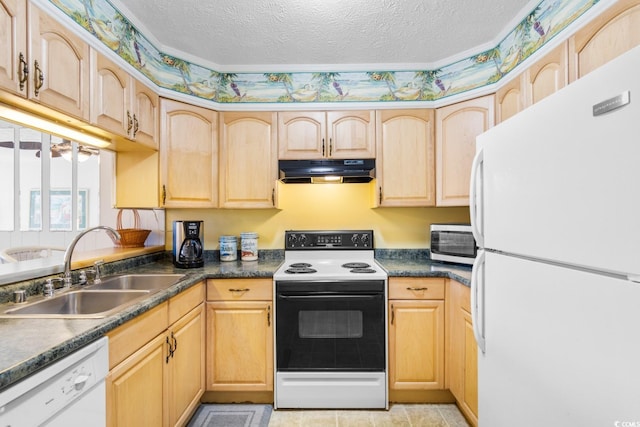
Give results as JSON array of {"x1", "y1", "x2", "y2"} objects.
[
  {"x1": 406, "y1": 287, "x2": 429, "y2": 291},
  {"x1": 133, "y1": 114, "x2": 139, "y2": 137},
  {"x1": 271, "y1": 188, "x2": 275, "y2": 205},
  {"x1": 166, "y1": 336, "x2": 172, "y2": 363},
  {"x1": 162, "y1": 185, "x2": 166, "y2": 205},
  {"x1": 390, "y1": 304, "x2": 394, "y2": 325},
  {"x1": 329, "y1": 138, "x2": 332, "y2": 157},
  {"x1": 379, "y1": 186, "x2": 382, "y2": 205},
  {"x1": 172, "y1": 331, "x2": 177, "y2": 355},
  {"x1": 127, "y1": 111, "x2": 133, "y2": 135},
  {"x1": 267, "y1": 305, "x2": 271, "y2": 327},
  {"x1": 322, "y1": 138, "x2": 325, "y2": 156},
  {"x1": 18, "y1": 52, "x2": 28, "y2": 91},
  {"x1": 33, "y1": 60, "x2": 44, "y2": 96},
  {"x1": 229, "y1": 288, "x2": 250, "y2": 292}
]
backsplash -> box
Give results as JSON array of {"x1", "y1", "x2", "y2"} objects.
[{"x1": 49, "y1": 0, "x2": 601, "y2": 104}]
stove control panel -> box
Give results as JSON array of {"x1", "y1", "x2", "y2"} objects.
[{"x1": 285, "y1": 230, "x2": 374, "y2": 249}]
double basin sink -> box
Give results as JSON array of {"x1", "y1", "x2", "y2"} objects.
[{"x1": 1, "y1": 274, "x2": 185, "y2": 319}]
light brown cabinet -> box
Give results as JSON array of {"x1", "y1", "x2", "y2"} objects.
[
  {"x1": 525, "y1": 42, "x2": 568, "y2": 107},
  {"x1": 160, "y1": 98, "x2": 218, "y2": 208},
  {"x1": 91, "y1": 50, "x2": 158, "y2": 147},
  {"x1": 495, "y1": 73, "x2": 525, "y2": 124},
  {"x1": 0, "y1": 1, "x2": 90, "y2": 121},
  {"x1": 446, "y1": 279, "x2": 478, "y2": 427},
  {"x1": 206, "y1": 279, "x2": 273, "y2": 393},
  {"x1": 278, "y1": 110, "x2": 375, "y2": 159},
  {"x1": 569, "y1": 0, "x2": 640, "y2": 81},
  {"x1": 374, "y1": 109, "x2": 436, "y2": 207},
  {"x1": 388, "y1": 278, "x2": 445, "y2": 400},
  {"x1": 219, "y1": 111, "x2": 278, "y2": 208},
  {"x1": 435, "y1": 95, "x2": 494, "y2": 206},
  {"x1": 106, "y1": 283, "x2": 205, "y2": 427}
]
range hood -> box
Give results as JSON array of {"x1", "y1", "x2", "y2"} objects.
[{"x1": 279, "y1": 159, "x2": 375, "y2": 183}]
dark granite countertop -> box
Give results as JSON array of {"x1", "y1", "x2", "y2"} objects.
[{"x1": 0, "y1": 251, "x2": 471, "y2": 391}]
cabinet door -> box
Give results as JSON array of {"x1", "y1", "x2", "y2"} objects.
[
  {"x1": 90, "y1": 50, "x2": 130, "y2": 138},
  {"x1": 219, "y1": 111, "x2": 277, "y2": 208},
  {"x1": 446, "y1": 280, "x2": 478, "y2": 426},
  {"x1": 277, "y1": 111, "x2": 326, "y2": 159},
  {"x1": 495, "y1": 74, "x2": 524, "y2": 124},
  {"x1": 327, "y1": 110, "x2": 375, "y2": 158},
  {"x1": 569, "y1": 0, "x2": 640, "y2": 81},
  {"x1": 206, "y1": 301, "x2": 273, "y2": 391},
  {"x1": 526, "y1": 42, "x2": 568, "y2": 106},
  {"x1": 28, "y1": 3, "x2": 90, "y2": 121},
  {"x1": 106, "y1": 332, "x2": 168, "y2": 427},
  {"x1": 435, "y1": 95, "x2": 494, "y2": 206},
  {"x1": 132, "y1": 78, "x2": 159, "y2": 148},
  {"x1": 160, "y1": 98, "x2": 218, "y2": 208},
  {"x1": 168, "y1": 304, "x2": 205, "y2": 427},
  {"x1": 375, "y1": 109, "x2": 435, "y2": 207},
  {"x1": 0, "y1": 0, "x2": 26, "y2": 95},
  {"x1": 388, "y1": 299, "x2": 444, "y2": 390}
]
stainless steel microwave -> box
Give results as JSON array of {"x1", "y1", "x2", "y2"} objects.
[{"x1": 430, "y1": 223, "x2": 477, "y2": 265}]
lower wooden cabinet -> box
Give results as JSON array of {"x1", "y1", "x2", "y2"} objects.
[
  {"x1": 205, "y1": 279, "x2": 273, "y2": 393},
  {"x1": 388, "y1": 278, "x2": 445, "y2": 397},
  {"x1": 106, "y1": 283, "x2": 205, "y2": 427},
  {"x1": 446, "y1": 279, "x2": 478, "y2": 426}
]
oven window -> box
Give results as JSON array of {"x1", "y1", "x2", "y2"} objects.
[
  {"x1": 276, "y1": 283, "x2": 385, "y2": 372},
  {"x1": 299, "y1": 310, "x2": 363, "y2": 339}
]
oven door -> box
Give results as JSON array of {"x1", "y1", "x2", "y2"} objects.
[{"x1": 275, "y1": 280, "x2": 386, "y2": 372}]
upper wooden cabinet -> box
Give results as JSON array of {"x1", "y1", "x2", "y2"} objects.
[
  {"x1": 90, "y1": 51, "x2": 159, "y2": 148},
  {"x1": 525, "y1": 42, "x2": 568, "y2": 106},
  {"x1": 278, "y1": 111, "x2": 375, "y2": 159},
  {"x1": 160, "y1": 98, "x2": 218, "y2": 208},
  {"x1": 496, "y1": 42, "x2": 568, "y2": 124},
  {"x1": 219, "y1": 111, "x2": 278, "y2": 208},
  {"x1": 436, "y1": 95, "x2": 494, "y2": 206},
  {"x1": 0, "y1": 0, "x2": 27, "y2": 94},
  {"x1": 374, "y1": 109, "x2": 435, "y2": 207},
  {"x1": 0, "y1": 2, "x2": 90, "y2": 120},
  {"x1": 495, "y1": 73, "x2": 525, "y2": 124},
  {"x1": 569, "y1": 0, "x2": 640, "y2": 81}
]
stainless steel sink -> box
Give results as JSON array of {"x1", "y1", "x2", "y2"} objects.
[
  {"x1": 84, "y1": 274, "x2": 185, "y2": 291},
  {"x1": 1, "y1": 290, "x2": 151, "y2": 318},
  {"x1": 1, "y1": 274, "x2": 186, "y2": 318}
]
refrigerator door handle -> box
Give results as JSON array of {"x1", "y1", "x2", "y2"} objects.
[
  {"x1": 471, "y1": 250, "x2": 486, "y2": 353},
  {"x1": 469, "y1": 148, "x2": 484, "y2": 248}
]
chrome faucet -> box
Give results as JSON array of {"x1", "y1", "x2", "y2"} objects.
[{"x1": 63, "y1": 226, "x2": 121, "y2": 286}]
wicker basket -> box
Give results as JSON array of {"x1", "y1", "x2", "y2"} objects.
[{"x1": 111, "y1": 209, "x2": 151, "y2": 248}]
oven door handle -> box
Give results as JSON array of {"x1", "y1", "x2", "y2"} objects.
[{"x1": 278, "y1": 294, "x2": 381, "y2": 299}]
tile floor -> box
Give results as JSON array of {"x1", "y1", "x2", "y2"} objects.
[{"x1": 268, "y1": 404, "x2": 470, "y2": 426}]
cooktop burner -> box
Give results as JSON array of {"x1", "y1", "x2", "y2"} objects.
[
  {"x1": 289, "y1": 263, "x2": 312, "y2": 268},
  {"x1": 285, "y1": 267, "x2": 317, "y2": 274},
  {"x1": 350, "y1": 268, "x2": 377, "y2": 274},
  {"x1": 342, "y1": 262, "x2": 371, "y2": 269}
]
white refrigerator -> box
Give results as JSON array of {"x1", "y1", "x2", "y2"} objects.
[{"x1": 470, "y1": 45, "x2": 640, "y2": 426}]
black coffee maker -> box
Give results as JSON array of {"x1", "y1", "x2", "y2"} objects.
[{"x1": 172, "y1": 220, "x2": 204, "y2": 268}]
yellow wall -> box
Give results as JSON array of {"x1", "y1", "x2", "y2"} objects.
[{"x1": 165, "y1": 182, "x2": 469, "y2": 250}]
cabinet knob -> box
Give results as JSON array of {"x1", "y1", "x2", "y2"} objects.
[{"x1": 127, "y1": 111, "x2": 133, "y2": 134}]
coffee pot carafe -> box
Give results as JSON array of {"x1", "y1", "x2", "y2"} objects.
[{"x1": 172, "y1": 220, "x2": 204, "y2": 268}]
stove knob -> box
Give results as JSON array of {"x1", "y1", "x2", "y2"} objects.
[
  {"x1": 299, "y1": 234, "x2": 308, "y2": 246},
  {"x1": 351, "y1": 234, "x2": 360, "y2": 246},
  {"x1": 361, "y1": 234, "x2": 370, "y2": 246}
]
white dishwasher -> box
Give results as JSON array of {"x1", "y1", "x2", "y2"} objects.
[{"x1": 0, "y1": 336, "x2": 108, "y2": 426}]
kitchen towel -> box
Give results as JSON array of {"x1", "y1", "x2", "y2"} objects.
[{"x1": 187, "y1": 404, "x2": 272, "y2": 427}]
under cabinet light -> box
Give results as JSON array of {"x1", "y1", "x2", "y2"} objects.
[
  {"x1": 0, "y1": 103, "x2": 111, "y2": 149},
  {"x1": 311, "y1": 176, "x2": 343, "y2": 184}
]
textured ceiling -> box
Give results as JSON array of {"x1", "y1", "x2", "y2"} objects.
[{"x1": 115, "y1": 0, "x2": 534, "y2": 68}]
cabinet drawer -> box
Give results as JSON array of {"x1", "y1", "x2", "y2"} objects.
[
  {"x1": 389, "y1": 277, "x2": 445, "y2": 300},
  {"x1": 169, "y1": 282, "x2": 205, "y2": 325},
  {"x1": 207, "y1": 279, "x2": 273, "y2": 301},
  {"x1": 107, "y1": 302, "x2": 169, "y2": 369}
]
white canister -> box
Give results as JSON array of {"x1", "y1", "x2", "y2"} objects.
[
  {"x1": 240, "y1": 232, "x2": 259, "y2": 261},
  {"x1": 219, "y1": 235, "x2": 237, "y2": 261}
]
